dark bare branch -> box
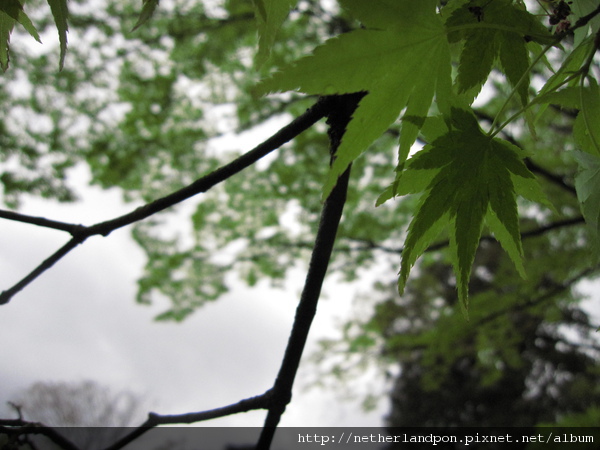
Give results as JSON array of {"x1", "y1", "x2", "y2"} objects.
[
  {"x1": 0, "y1": 238, "x2": 83, "y2": 305},
  {"x1": 0, "y1": 210, "x2": 83, "y2": 234},
  {"x1": 0, "y1": 98, "x2": 334, "y2": 305},
  {"x1": 0, "y1": 420, "x2": 80, "y2": 450},
  {"x1": 104, "y1": 391, "x2": 273, "y2": 450},
  {"x1": 257, "y1": 93, "x2": 363, "y2": 449}
]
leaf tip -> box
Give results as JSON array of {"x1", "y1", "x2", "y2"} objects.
[
  {"x1": 397, "y1": 274, "x2": 407, "y2": 296},
  {"x1": 458, "y1": 289, "x2": 470, "y2": 321},
  {"x1": 375, "y1": 185, "x2": 394, "y2": 207},
  {"x1": 131, "y1": 0, "x2": 159, "y2": 32}
]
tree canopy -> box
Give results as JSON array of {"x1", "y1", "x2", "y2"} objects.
[{"x1": 1, "y1": 0, "x2": 600, "y2": 447}]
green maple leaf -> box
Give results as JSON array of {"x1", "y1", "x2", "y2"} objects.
[
  {"x1": 252, "y1": 0, "x2": 296, "y2": 66},
  {"x1": 47, "y1": 0, "x2": 69, "y2": 70},
  {"x1": 446, "y1": 0, "x2": 552, "y2": 105},
  {"x1": 0, "y1": 0, "x2": 40, "y2": 41},
  {"x1": 132, "y1": 0, "x2": 159, "y2": 31},
  {"x1": 397, "y1": 109, "x2": 534, "y2": 313},
  {"x1": 0, "y1": 7, "x2": 17, "y2": 71},
  {"x1": 536, "y1": 35, "x2": 594, "y2": 98},
  {"x1": 537, "y1": 79, "x2": 600, "y2": 255},
  {"x1": 0, "y1": 0, "x2": 41, "y2": 71},
  {"x1": 574, "y1": 151, "x2": 600, "y2": 257},
  {"x1": 535, "y1": 78, "x2": 600, "y2": 156},
  {"x1": 576, "y1": 78, "x2": 600, "y2": 155},
  {"x1": 256, "y1": 0, "x2": 452, "y2": 198}
]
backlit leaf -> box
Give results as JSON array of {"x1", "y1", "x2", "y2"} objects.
[
  {"x1": 577, "y1": 78, "x2": 600, "y2": 155},
  {"x1": 397, "y1": 109, "x2": 535, "y2": 312},
  {"x1": 574, "y1": 150, "x2": 600, "y2": 256},
  {"x1": 132, "y1": 0, "x2": 159, "y2": 31},
  {"x1": 256, "y1": 0, "x2": 452, "y2": 199},
  {"x1": 0, "y1": 0, "x2": 41, "y2": 43},
  {"x1": 446, "y1": 0, "x2": 552, "y2": 104},
  {"x1": 0, "y1": 8, "x2": 15, "y2": 71},
  {"x1": 0, "y1": 0, "x2": 43, "y2": 71},
  {"x1": 536, "y1": 80, "x2": 600, "y2": 156},
  {"x1": 252, "y1": 0, "x2": 295, "y2": 66},
  {"x1": 47, "y1": 0, "x2": 69, "y2": 70},
  {"x1": 534, "y1": 36, "x2": 594, "y2": 121}
]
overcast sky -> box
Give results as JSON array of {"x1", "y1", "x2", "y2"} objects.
[{"x1": 0, "y1": 157, "x2": 388, "y2": 430}]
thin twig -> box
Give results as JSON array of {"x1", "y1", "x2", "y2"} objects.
[
  {"x1": 0, "y1": 420, "x2": 80, "y2": 450},
  {"x1": 0, "y1": 209, "x2": 84, "y2": 234},
  {"x1": 301, "y1": 215, "x2": 584, "y2": 255},
  {"x1": 0, "y1": 238, "x2": 83, "y2": 305},
  {"x1": 103, "y1": 391, "x2": 273, "y2": 450},
  {"x1": 86, "y1": 97, "x2": 334, "y2": 237},
  {"x1": 475, "y1": 266, "x2": 599, "y2": 327},
  {"x1": 383, "y1": 265, "x2": 599, "y2": 354},
  {"x1": 569, "y1": 3, "x2": 600, "y2": 34},
  {"x1": 425, "y1": 215, "x2": 586, "y2": 253},
  {"x1": 0, "y1": 98, "x2": 334, "y2": 305}
]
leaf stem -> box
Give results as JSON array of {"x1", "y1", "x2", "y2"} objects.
[
  {"x1": 489, "y1": 11, "x2": 600, "y2": 138},
  {"x1": 0, "y1": 209, "x2": 84, "y2": 234},
  {"x1": 488, "y1": 40, "x2": 557, "y2": 137}
]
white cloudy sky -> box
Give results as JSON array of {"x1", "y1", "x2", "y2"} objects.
[{"x1": 0, "y1": 151, "x2": 388, "y2": 429}]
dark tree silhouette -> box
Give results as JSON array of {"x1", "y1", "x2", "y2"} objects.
[{"x1": 3, "y1": 380, "x2": 147, "y2": 449}]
